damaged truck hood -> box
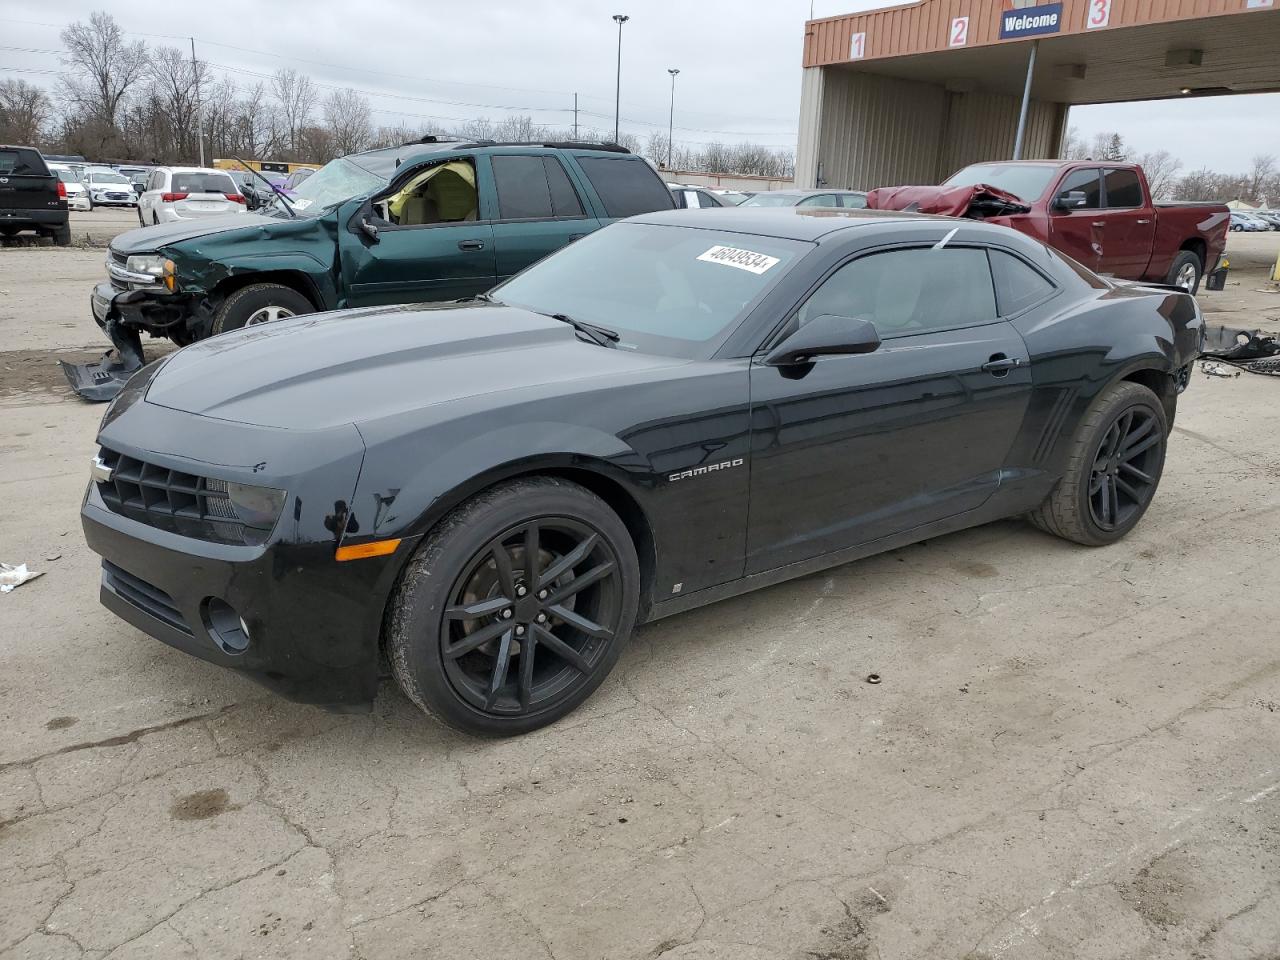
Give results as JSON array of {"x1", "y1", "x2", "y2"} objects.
[
  {"x1": 143, "y1": 303, "x2": 682, "y2": 430},
  {"x1": 110, "y1": 213, "x2": 285, "y2": 255}
]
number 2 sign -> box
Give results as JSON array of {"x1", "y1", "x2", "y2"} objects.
[
  {"x1": 849, "y1": 31, "x2": 866, "y2": 59},
  {"x1": 1086, "y1": 0, "x2": 1112, "y2": 29},
  {"x1": 949, "y1": 16, "x2": 969, "y2": 47}
]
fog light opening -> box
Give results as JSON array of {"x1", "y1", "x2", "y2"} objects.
[{"x1": 202, "y1": 597, "x2": 251, "y2": 655}]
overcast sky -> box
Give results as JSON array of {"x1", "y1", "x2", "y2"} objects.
[{"x1": 0, "y1": 0, "x2": 1275, "y2": 172}]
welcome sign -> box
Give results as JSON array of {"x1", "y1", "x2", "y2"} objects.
[{"x1": 999, "y1": 1, "x2": 1063, "y2": 38}]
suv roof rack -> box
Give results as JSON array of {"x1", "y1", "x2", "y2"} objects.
[
  {"x1": 452, "y1": 140, "x2": 631, "y2": 154},
  {"x1": 399, "y1": 134, "x2": 462, "y2": 146}
]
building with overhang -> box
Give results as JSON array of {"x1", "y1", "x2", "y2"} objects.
[{"x1": 795, "y1": 0, "x2": 1280, "y2": 189}]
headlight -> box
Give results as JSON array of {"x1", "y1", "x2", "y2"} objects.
[
  {"x1": 126, "y1": 254, "x2": 167, "y2": 277},
  {"x1": 205, "y1": 478, "x2": 287, "y2": 536}
]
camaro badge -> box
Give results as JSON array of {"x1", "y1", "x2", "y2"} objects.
[{"x1": 668, "y1": 458, "x2": 744, "y2": 482}]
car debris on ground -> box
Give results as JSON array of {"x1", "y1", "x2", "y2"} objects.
[
  {"x1": 1201, "y1": 325, "x2": 1280, "y2": 377},
  {"x1": 0, "y1": 562, "x2": 43, "y2": 592}
]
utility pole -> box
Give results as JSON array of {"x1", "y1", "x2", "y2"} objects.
[
  {"x1": 190, "y1": 37, "x2": 205, "y2": 167},
  {"x1": 612, "y1": 14, "x2": 629, "y2": 143},
  {"x1": 667, "y1": 69, "x2": 679, "y2": 170},
  {"x1": 573, "y1": 93, "x2": 579, "y2": 139}
]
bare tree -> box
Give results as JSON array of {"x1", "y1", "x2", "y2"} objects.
[
  {"x1": 1134, "y1": 149, "x2": 1182, "y2": 200},
  {"x1": 59, "y1": 12, "x2": 147, "y2": 128},
  {"x1": 1247, "y1": 154, "x2": 1276, "y2": 204},
  {"x1": 323, "y1": 88, "x2": 372, "y2": 156},
  {"x1": 147, "y1": 45, "x2": 208, "y2": 162},
  {"x1": 272, "y1": 68, "x2": 317, "y2": 157},
  {"x1": 1060, "y1": 126, "x2": 1090, "y2": 160},
  {"x1": 0, "y1": 79, "x2": 51, "y2": 144}
]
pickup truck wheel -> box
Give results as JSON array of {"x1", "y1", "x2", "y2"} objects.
[
  {"x1": 388, "y1": 477, "x2": 640, "y2": 736},
  {"x1": 50, "y1": 223, "x2": 72, "y2": 247},
  {"x1": 1028, "y1": 382, "x2": 1167, "y2": 547},
  {"x1": 1166, "y1": 251, "x2": 1202, "y2": 293},
  {"x1": 210, "y1": 283, "x2": 313, "y2": 336}
]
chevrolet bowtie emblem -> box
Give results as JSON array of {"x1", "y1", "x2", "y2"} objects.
[{"x1": 90, "y1": 455, "x2": 114, "y2": 484}]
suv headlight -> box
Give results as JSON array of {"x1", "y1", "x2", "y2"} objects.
[{"x1": 126, "y1": 254, "x2": 167, "y2": 277}]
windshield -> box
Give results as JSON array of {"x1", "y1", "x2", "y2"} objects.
[
  {"x1": 266, "y1": 157, "x2": 389, "y2": 216},
  {"x1": 90, "y1": 171, "x2": 130, "y2": 185},
  {"x1": 54, "y1": 169, "x2": 80, "y2": 183},
  {"x1": 741, "y1": 193, "x2": 799, "y2": 207},
  {"x1": 491, "y1": 222, "x2": 810, "y2": 359},
  {"x1": 943, "y1": 163, "x2": 1058, "y2": 202}
]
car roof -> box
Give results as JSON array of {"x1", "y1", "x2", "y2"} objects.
[
  {"x1": 630, "y1": 206, "x2": 961, "y2": 241},
  {"x1": 758, "y1": 188, "x2": 868, "y2": 198},
  {"x1": 163, "y1": 166, "x2": 234, "y2": 174}
]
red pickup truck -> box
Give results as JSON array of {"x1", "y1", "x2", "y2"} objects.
[{"x1": 869, "y1": 161, "x2": 1229, "y2": 293}]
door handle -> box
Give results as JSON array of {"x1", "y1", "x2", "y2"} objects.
[
  {"x1": 1136, "y1": 218, "x2": 1151, "y2": 225},
  {"x1": 458, "y1": 239, "x2": 485, "y2": 251},
  {"x1": 1091, "y1": 221, "x2": 1106, "y2": 228},
  {"x1": 982, "y1": 354, "x2": 1023, "y2": 376}
]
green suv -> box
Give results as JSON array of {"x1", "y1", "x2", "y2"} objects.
[{"x1": 65, "y1": 139, "x2": 675, "y2": 400}]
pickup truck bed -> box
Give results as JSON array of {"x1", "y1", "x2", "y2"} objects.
[{"x1": 0, "y1": 145, "x2": 70, "y2": 245}]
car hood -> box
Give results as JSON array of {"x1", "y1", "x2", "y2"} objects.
[
  {"x1": 110, "y1": 213, "x2": 282, "y2": 255},
  {"x1": 144, "y1": 302, "x2": 684, "y2": 430}
]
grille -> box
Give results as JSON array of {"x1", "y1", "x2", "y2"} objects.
[
  {"x1": 96, "y1": 447, "x2": 264, "y2": 546},
  {"x1": 102, "y1": 561, "x2": 191, "y2": 635}
]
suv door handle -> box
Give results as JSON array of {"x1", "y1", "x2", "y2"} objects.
[
  {"x1": 1136, "y1": 218, "x2": 1151, "y2": 224},
  {"x1": 982, "y1": 354, "x2": 1023, "y2": 375},
  {"x1": 458, "y1": 239, "x2": 485, "y2": 251}
]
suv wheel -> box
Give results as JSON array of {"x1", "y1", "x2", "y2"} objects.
[
  {"x1": 1028, "y1": 381, "x2": 1167, "y2": 546},
  {"x1": 388, "y1": 477, "x2": 639, "y2": 736},
  {"x1": 210, "y1": 283, "x2": 313, "y2": 336}
]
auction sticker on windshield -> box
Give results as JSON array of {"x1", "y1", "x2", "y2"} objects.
[{"x1": 696, "y1": 245, "x2": 780, "y2": 275}]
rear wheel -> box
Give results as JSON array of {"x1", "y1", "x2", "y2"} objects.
[
  {"x1": 137, "y1": 206, "x2": 145, "y2": 227},
  {"x1": 1028, "y1": 382, "x2": 1167, "y2": 546},
  {"x1": 209, "y1": 283, "x2": 313, "y2": 336},
  {"x1": 388, "y1": 477, "x2": 639, "y2": 736},
  {"x1": 49, "y1": 223, "x2": 71, "y2": 247},
  {"x1": 1165, "y1": 250, "x2": 1202, "y2": 293}
]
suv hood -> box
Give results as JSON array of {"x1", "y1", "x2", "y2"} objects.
[
  {"x1": 110, "y1": 213, "x2": 283, "y2": 255},
  {"x1": 144, "y1": 302, "x2": 682, "y2": 430}
]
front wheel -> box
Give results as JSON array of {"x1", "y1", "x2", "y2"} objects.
[
  {"x1": 1028, "y1": 381, "x2": 1168, "y2": 546},
  {"x1": 1165, "y1": 250, "x2": 1202, "y2": 294},
  {"x1": 209, "y1": 283, "x2": 313, "y2": 336},
  {"x1": 388, "y1": 477, "x2": 640, "y2": 736}
]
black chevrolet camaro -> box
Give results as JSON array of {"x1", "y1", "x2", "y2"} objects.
[{"x1": 82, "y1": 208, "x2": 1202, "y2": 735}]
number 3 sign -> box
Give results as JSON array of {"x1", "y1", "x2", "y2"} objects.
[
  {"x1": 1086, "y1": 0, "x2": 1112, "y2": 29},
  {"x1": 949, "y1": 16, "x2": 969, "y2": 47}
]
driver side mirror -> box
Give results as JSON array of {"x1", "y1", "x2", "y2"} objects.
[
  {"x1": 763, "y1": 314, "x2": 880, "y2": 367},
  {"x1": 1053, "y1": 190, "x2": 1088, "y2": 210}
]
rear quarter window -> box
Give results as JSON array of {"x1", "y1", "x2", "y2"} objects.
[
  {"x1": 574, "y1": 155, "x2": 674, "y2": 218},
  {"x1": 0, "y1": 149, "x2": 49, "y2": 176},
  {"x1": 989, "y1": 249, "x2": 1056, "y2": 315}
]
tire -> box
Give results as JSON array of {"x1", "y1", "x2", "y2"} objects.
[
  {"x1": 388, "y1": 477, "x2": 640, "y2": 736},
  {"x1": 209, "y1": 283, "x2": 313, "y2": 336},
  {"x1": 137, "y1": 206, "x2": 145, "y2": 227},
  {"x1": 152, "y1": 213, "x2": 159, "y2": 226},
  {"x1": 1165, "y1": 250, "x2": 1202, "y2": 294},
  {"x1": 1028, "y1": 381, "x2": 1168, "y2": 547}
]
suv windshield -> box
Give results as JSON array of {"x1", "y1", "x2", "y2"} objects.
[
  {"x1": 943, "y1": 163, "x2": 1058, "y2": 202},
  {"x1": 491, "y1": 222, "x2": 810, "y2": 359},
  {"x1": 265, "y1": 156, "x2": 390, "y2": 216},
  {"x1": 89, "y1": 171, "x2": 130, "y2": 185}
]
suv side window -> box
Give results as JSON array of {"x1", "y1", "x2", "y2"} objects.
[
  {"x1": 492, "y1": 155, "x2": 585, "y2": 220},
  {"x1": 797, "y1": 194, "x2": 836, "y2": 208},
  {"x1": 839, "y1": 194, "x2": 868, "y2": 209},
  {"x1": 989, "y1": 249, "x2": 1056, "y2": 316},
  {"x1": 1103, "y1": 168, "x2": 1143, "y2": 208},
  {"x1": 797, "y1": 247, "x2": 997, "y2": 339},
  {"x1": 1055, "y1": 168, "x2": 1101, "y2": 209},
  {"x1": 575, "y1": 155, "x2": 674, "y2": 218}
]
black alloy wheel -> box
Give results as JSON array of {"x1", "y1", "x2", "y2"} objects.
[
  {"x1": 441, "y1": 518, "x2": 622, "y2": 716},
  {"x1": 1086, "y1": 407, "x2": 1163, "y2": 531},
  {"x1": 388, "y1": 477, "x2": 639, "y2": 735}
]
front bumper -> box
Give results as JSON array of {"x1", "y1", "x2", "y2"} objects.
[{"x1": 80, "y1": 400, "x2": 405, "y2": 709}]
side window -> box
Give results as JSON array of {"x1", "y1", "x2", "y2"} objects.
[
  {"x1": 543, "y1": 158, "x2": 584, "y2": 217},
  {"x1": 382, "y1": 159, "x2": 479, "y2": 226},
  {"x1": 989, "y1": 249, "x2": 1056, "y2": 316},
  {"x1": 1054, "y1": 168, "x2": 1101, "y2": 210},
  {"x1": 684, "y1": 190, "x2": 701, "y2": 209},
  {"x1": 797, "y1": 194, "x2": 836, "y2": 208},
  {"x1": 797, "y1": 247, "x2": 997, "y2": 339},
  {"x1": 839, "y1": 194, "x2": 868, "y2": 209},
  {"x1": 492, "y1": 155, "x2": 555, "y2": 220},
  {"x1": 1103, "y1": 168, "x2": 1143, "y2": 209},
  {"x1": 575, "y1": 156, "x2": 674, "y2": 218},
  {"x1": 696, "y1": 191, "x2": 720, "y2": 208}
]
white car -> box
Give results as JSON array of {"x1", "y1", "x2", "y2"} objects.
[
  {"x1": 84, "y1": 168, "x2": 138, "y2": 207},
  {"x1": 48, "y1": 165, "x2": 92, "y2": 211},
  {"x1": 137, "y1": 167, "x2": 247, "y2": 225}
]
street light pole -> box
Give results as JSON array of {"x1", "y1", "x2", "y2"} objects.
[
  {"x1": 667, "y1": 68, "x2": 679, "y2": 170},
  {"x1": 612, "y1": 14, "x2": 629, "y2": 143}
]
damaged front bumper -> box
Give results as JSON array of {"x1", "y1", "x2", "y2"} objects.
[{"x1": 62, "y1": 281, "x2": 204, "y2": 402}]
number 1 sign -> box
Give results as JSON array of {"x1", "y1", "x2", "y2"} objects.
[
  {"x1": 849, "y1": 31, "x2": 866, "y2": 59},
  {"x1": 1086, "y1": 0, "x2": 1112, "y2": 29}
]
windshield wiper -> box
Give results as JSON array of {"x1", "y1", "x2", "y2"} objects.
[
  {"x1": 548, "y1": 312, "x2": 619, "y2": 348},
  {"x1": 235, "y1": 156, "x2": 296, "y2": 218}
]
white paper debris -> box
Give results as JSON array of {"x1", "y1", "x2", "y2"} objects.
[{"x1": 0, "y1": 563, "x2": 43, "y2": 593}]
